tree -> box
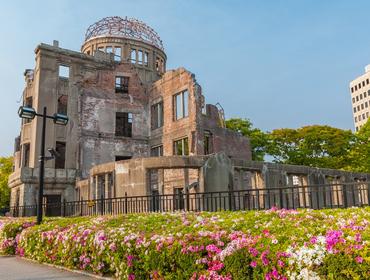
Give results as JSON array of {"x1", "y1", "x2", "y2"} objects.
[
  {"x1": 267, "y1": 125, "x2": 356, "y2": 169},
  {"x1": 226, "y1": 118, "x2": 269, "y2": 161},
  {"x1": 0, "y1": 157, "x2": 13, "y2": 209},
  {"x1": 345, "y1": 119, "x2": 370, "y2": 173}
]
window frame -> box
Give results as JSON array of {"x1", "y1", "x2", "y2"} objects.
[
  {"x1": 173, "y1": 137, "x2": 189, "y2": 156},
  {"x1": 173, "y1": 90, "x2": 189, "y2": 121}
]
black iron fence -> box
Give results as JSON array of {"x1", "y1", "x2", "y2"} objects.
[{"x1": 8, "y1": 182, "x2": 370, "y2": 218}]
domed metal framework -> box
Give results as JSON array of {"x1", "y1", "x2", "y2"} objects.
[{"x1": 85, "y1": 16, "x2": 164, "y2": 50}]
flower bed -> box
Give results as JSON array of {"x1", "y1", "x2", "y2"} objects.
[{"x1": 1, "y1": 207, "x2": 369, "y2": 279}]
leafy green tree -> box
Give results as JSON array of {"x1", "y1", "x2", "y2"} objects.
[
  {"x1": 267, "y1": 125, "x2": 356, "y2": 169},
  {"x1": 345, "y1": 119, "x2": 370, "y2": 173},
  {"x1": 226, "y1": 118, "x2": 269, "y2": 161},
  {"x1": 0, "y1": 157, "x2": 13, "y2": 209}
]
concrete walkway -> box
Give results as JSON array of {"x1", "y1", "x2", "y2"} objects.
[{"x1": 0, "y1": 256, "x2": 97, "y2": 280}]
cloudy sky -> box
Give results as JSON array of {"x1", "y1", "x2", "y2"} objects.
[{"x1": 1, "y1": 0, "x2": 369, "y2": 156}]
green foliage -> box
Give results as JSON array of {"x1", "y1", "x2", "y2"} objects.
[
  {"x1": 226, "y1": 117, "x2": 369, "y2": 172},
  {"x1": 226, "y1": 118, "x2": 269, "y2": 161},
  {"x1": 0, "y1": 157, "x2": 13, "y2": 209},
  {"x1": 268, "y1": 125, "x2": 356, "y2": 169}
]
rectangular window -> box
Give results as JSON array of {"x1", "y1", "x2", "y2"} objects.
[
  {"x1": 360, "y1": 93, "x2": 363, "y2": 99},
  {"x1": 356, "y1": 96, "x2": 359, "y2": 102},
  {"x1": 115, "y1": 112, "x2": 132, "y2": 137},
  {"x1": 114, "y1": 47, "x2": 121, "y2": 62},
  {"x1": 144, "y1": 52, "x2": 149, "y2": 66},
  {"x1": 359, "y1": 83, "x2": 362, "y2": 89},
  {"x1": 362, "y1": 81, "x2": 365, "y2": 87},
  {"x1": 55, "y1": 141, "x2": 66, "y2": 169},
  {"x1": 151, "y1": 145, "x2": 163, "y2": 157},
  {"x1": 204, "y1": 131, "x2": 213, "y2": 155},
  {"x1": 115, "y1": 76, "x2": 129, "y2": 94},
  {"x1": 106, "y1": 46, "x2": 113, "y2": 54},
  {"x1": 24, "y1": 97, "x2": 33, "y2": 124},
  {"x1": 138, "y1": 50, "x2": 143, "y2": 65},
  {"x1": 173, "y1": 137, "x2": 189, "y2": 156},
  {"x1": 151, "y1": 102, "x2": 164, "y2": 129},
  {"x1": 23, "y1": 143, "x2": 30, "y2": 167},
  {"x1": 57, "y1": 95, "x2": 68, "y2": 115},
  {"x1": 130, "y1": 49, "x2": 136, "y2": 63},
  {"x1": 173, "y1": 90, "x2": 189, "y2": 120},
  {"x1": 352, "y1": 97, "x2": 355, "y2": 103},
  {"x1": 367, "y1": 79, "x2": 369, "y2": 85},
  {"x1": 351, "y1": 87, "x2": 354, "y2": 93},
  {"x1": 354, "y1": 107, "x2": 356, "y2": 113},
  {"x1": 59, "y1": 65, "x2": 70, "y2": 79}
]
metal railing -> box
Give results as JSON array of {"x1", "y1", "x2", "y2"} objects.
[{"x1": 8, "y1": 182, "x2": 370, "y2": 217}]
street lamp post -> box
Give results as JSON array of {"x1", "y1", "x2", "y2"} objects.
[{"x1": 18, "y1": 106, "x2": 68, "y2": 224}]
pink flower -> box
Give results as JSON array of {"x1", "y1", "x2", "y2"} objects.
[
  {"x1": 250, "y1": 261, "x2": 257, "y2": 268},
  {"x1": 208, "y1": 260, "x2": 224, "y2": 271},
  {"x1": 128, "y1": 274, "x2": 135, "y2": 280},
  {"x1": 355, "y1": 256, "x2": 363, "y2": 263},
  {"x1": 127, "y1": 255, "x2": 134, "y2": 267},
  {"x1": 277, "y1": 260, "x2": 284, "y2": 267}
]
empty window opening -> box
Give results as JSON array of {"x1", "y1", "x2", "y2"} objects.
[
  {"x1": 151, "y1": 145, "x2": 163, "y2": 157},
  {"x1": 174, "y1": 137, "x2": 189, "y2": 156},
  {"x1": 151, "y1": 102, "x2": 163, "y2": 129},
  {"x1": 57, "y1": 95, "x2": 68, "y2": 115},
  {"x1": 55, "y1": 141, "x2": 66, "y2": 169},
  {"x1": 115, "y1": 76, "x2": 129, "y2": 94},
  {"x1": 144, "y1": 52, "x2": 148, "y2": 66},
  {"x1": 204, "y1": 131, "x2": 213, "y2": 155},
  {"x1": 174, "y1": 90, "x2": 189, "y2": 120},
  {"x1": 138, "y1": 50, "x2": 143, "y2": 65},
  {"x1": 130, "y1": 49, "x2": 136, "y2": 63},
  {"x1": 23, "y1": 143, "x2": 30, "y2": 167},
  {"x1": 59, "y1": 65, "x2": 70, "y2": 79},
  {"x1": 24, "y1": 97, "x2": 33, "y2": 124},
  {"x1": 106, "y1": 46, "x2": 113, "y2": 54},
  {"x1": 86, "y1": 50, "x2": 91, "y2": 55},
  {"x1": 115, "y1": 155, "x2": 132, "y2": 161},
  {"x1": 114, "y1": 47, "x2": 121, "y2": 62},
  {"x1": 115, "y1": 112, "x2": 132, "y2": 137}
]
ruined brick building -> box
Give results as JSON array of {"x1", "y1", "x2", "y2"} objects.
[
  {"x1": 8, "y1": 16, "x2": 251, "y2": 212},
  {"x1": 8, "y1": 17, "x2": 370, "y2": 215}
]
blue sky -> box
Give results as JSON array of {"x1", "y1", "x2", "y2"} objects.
[{"x1": 0, "y1": 0, "x2": 369, "y2": 156}]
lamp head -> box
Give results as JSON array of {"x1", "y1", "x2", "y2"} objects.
[
  {"x1": 53, "y1": 113, "x2": 68, "y2": 125},
  {"x1": 18, "y1": 106, "x2": 36, "y2": 119}
]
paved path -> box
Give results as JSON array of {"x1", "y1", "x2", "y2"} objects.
[{"x1": 0, "y1": 256, "x2": 96, "y2": 280}]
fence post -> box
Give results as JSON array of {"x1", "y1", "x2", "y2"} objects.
[
  {"x1": 124, "y1": 192, "x2": 128, "y2": 214},
  {"x1": 228, "y1": 188, "x2": 232, "y2": 211},
  {"x1": 368, "y1": 182, "x2": 370, "y2": 206},
  {"x1": 80, "y1": 197, "x2": 83, "y2": 216},
  {"x1": 62, "y1": 199, "x2": 66, "y2": 217},
  {"x1": 342, "y1": 184, "x2": 348, "y2": 208},
  {"x1": 279, "y1": 188, "x2": 283, "y2": 209},
  {"x1": 100, "y1": 195, "x2": 104, "y2": 215}
]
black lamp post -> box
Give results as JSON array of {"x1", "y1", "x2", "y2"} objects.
[{"x1": 18, "y1": 106, "x2": 68, "y2": 224}]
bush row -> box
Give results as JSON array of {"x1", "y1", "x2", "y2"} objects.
[{"x1": 1, "y1": 207, "x2": 369, "y2": 279}]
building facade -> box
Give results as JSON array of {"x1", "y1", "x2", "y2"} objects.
[
  {"x1": 349, "y1": 65, "x2": 370, "y2": 131},
  {"x1": 8, "y1": 16, "x2": 251, "y2": 213}
]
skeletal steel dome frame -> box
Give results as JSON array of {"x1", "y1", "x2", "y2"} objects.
[{"x1": 85, "y1": 16, "x2": 164, "y2": 50}]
